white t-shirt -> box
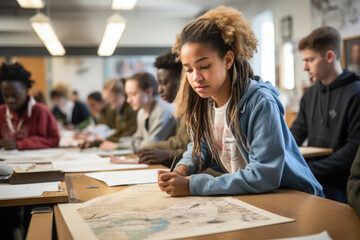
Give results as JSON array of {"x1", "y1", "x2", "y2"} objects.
[{"x1": 210, "y1": 99, "x2": 247, "y2": 173}]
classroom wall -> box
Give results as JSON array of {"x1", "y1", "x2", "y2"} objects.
[
  {"x1": 233, "y1": 0, "x2": 312, "y2": 108},
  {"x1": 50, "y1": 57, "x2": 104, "y2": 103}
]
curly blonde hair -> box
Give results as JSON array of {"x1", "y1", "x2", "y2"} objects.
[
  {"x1": 173, "y1": 6, "x2": 258, "y2": 171},
  {"x1": 172, "y1": 6, "x2": 257, "y2": 60}
]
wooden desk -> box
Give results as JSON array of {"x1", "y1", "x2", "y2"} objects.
[
  {"x1": 0, "y1": 181, "x2": 68, "y2": 207},
  {"x1": 52, "y1": 165, "x2": 360, "y2": 240},
  {"x1": 299, "y1": 146, "x2": 334, "y2": 158}
]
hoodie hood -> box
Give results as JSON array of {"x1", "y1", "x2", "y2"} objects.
[{"x1": 237, "y1": 76, "x2": 281, "y2": 114}]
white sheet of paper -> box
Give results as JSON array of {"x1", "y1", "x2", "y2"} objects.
[
  {"x1": 0, "y1": 181, "x2": 60, "y2": 199},
  {"x1": 52, "y1": 158, "x2": 148, "y2": 173},
  {"x1": 97, "y1": 149, "x2": 133, "y2": 157},
  {"x1": 3, "y1": 148, "x2": 67, "y2": 162},
  {"x1": 85, "y1": 169, "x2": 162, "y2": 186},
  {"x1": 273, "y1": 231, "x2": 332, "y2": 240}
]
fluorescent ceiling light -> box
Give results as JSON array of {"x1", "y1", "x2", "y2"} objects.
[
  {"x1": 30, "y1": 13, "x2": 65, "y2": 56},
  {"x1": 17, "y1": 0, "x2": 44, "y2": 8},
  {"x1": 112, "y1": 0, "x2": 137, "y2": 10},
  {"x1": 98, "y1": 13, "x2": 126, "y2": 56}
]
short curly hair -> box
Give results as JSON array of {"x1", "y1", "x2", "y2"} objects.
[
  {"x1": 0, "y1": 62, "x2": 34, "y2": 88},
  {"x1": 154, "y1": 52, "x2": 182, "y2": 78},
  {"x1": 172, "y1": 6, "x2": 258, "y2": 60}
]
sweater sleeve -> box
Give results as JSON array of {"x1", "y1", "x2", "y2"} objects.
[
  {"x1": 188, "y1": 99, "x2": 288, "y2": 196},
  {"x1": 140, "y1": 119, "x2": 189, "y2": 161},
  {"x1": 307, "y1": 93, "x2": 360, "y2": 176},
  {"x1": 347, "y1": 146, "x2": 360, "y2": 217},
  {"x1": 290, "y1": 95, "x2": 308, "y2": 146},
  {"x1": 131, "y1": 104, "x2": 176, "y2": 152},
  {"x1": 16, "y1": 107, "x2": 60, "y2": 150}
]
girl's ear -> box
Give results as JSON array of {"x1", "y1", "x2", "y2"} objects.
[
  {"x1": 225, "y1": 51, "x2": 235, "y2": 70},
  {"x1": 146, "y1": 88, "x2": 153, "y2": 97}
]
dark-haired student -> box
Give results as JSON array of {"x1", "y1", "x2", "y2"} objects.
[
  {"x1": 0, "y1": 62, "x2": 59, "y2": 150},
  {"x1": 291, "y1": 26, "x2": 360, "y2": 203},
  {"x1": 137, "y1": 52, "x2": 189, "y2": 167},
  {"x1": 347, "y1": 146, "x2": 360, "y2": 218}
]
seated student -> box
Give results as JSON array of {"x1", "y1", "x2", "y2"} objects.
[
  {"x1": 137, "y1": 52, "x2": 189, "y2": 167},
  {"x1": 290, "y1": 26, "x2": 360, "y2": 203},
  {"x1": 0, "y1": 62, "x2": 59, "y2": 150},
  {"x1": 100, "y1": 72, "x2": 176, "y2": 152},
  {"x1": 51, "y1": 84, "x2": 90, "y2": 130},
  {"x1": 347, "y1": 146, "x2": 360, "y2": 217},
  {"x1": 101, "y1": 78, "x2": 137, "y2": 142},
  {"x1": 157, "y1": 6, "x2": 324, "y2": 197},
  {"x1": 79, "y1": 78, "x2": 137, "y2": 149}
]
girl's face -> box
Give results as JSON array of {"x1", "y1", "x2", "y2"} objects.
[
  {"x1": 1, "y1": 81, "x2": 28, "y2": 113},
  {"x1": 51, "y1": 96, "x2": 67, "y2": 108},
  {"x1": 102, "y1": 89, "x2": 123, "y2": 110},
  {"x1": 125, "y1": 80, "x2": 150, "y2": 111},
  {"x1": 180, "y1": 43, "x2": 233, "y2": 106}
]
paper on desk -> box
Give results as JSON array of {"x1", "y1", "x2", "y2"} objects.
[
  {"x1": 0, "y1": 181, "x2": 61, "y2": 199},
  {"x1": 52, "y1": 158, "x2": 148, "y2": 173},
  {"x1": 2, "y1": 148, "x2": 66, "y2": 162},
  {"x1": 273, "y1": 231, "x2": 332, "y2": 240},
  {"x1": 85, "y1": 169, "x2": 162, "y2": 186},
  {"x1": 97, "y1": 149, "x2": 133, "y2": 157}
]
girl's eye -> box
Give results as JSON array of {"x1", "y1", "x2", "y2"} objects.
[
  {"x1": 201, "y1": 64, "x2": 211, "y2": 70},
  {"x1": 185, "y1": 69, "x2": 193, "y2": 73}
]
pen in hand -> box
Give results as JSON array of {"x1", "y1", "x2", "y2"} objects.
[{"x1": 169, "y1": 157, "x2": 177, "y2": 172}]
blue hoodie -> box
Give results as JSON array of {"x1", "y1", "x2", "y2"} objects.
[{"x1": 177, "y1": 77, "x2": 324, "y2": 197}]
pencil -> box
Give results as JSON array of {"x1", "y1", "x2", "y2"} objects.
[{"x1": 169, "y1": 157, "x2": 177, "y2": 172}]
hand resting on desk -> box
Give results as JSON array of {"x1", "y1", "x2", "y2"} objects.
[{"x1": 158, "y1": 165, "x2": 191, "y2": 197}]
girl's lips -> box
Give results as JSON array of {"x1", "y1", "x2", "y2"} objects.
[{"x1": 195, "y1": 86, "x2": 208, "y2": 92}]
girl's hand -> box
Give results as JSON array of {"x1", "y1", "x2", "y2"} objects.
[
  {"x1": 158, "y1": 170, "x2": 191, "y2": 196},
  {"x1": 173, "y1": 165, "x2": 188, "y2": 176},
  {"x1": 99, "y1": 141, "x2": 118, "y2": 150}
]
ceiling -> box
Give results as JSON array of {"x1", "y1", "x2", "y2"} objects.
[{"x1": 0, "y1": 0, "x2": 246, "y2": 48}]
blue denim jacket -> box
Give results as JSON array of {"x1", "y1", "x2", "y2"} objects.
[{"x1": 177, "y1": 77, "x2": 324, "y2": 197}]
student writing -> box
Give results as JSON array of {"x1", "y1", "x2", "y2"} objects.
[{"x1": 158, "y1": 6, "x2": 324, "y2": 197}]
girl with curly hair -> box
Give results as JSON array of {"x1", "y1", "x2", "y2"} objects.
[{"x1": 158, "y1": 6, "x2": 324, "y2": 197}]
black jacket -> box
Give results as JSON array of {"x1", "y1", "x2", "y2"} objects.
[{"x1": 291, "y1": 69, "x2": 360, "y2": 189}]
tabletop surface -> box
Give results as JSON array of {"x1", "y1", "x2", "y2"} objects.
[{"x1": 53, "y1": 164, "x2": 360, "y2": 240}]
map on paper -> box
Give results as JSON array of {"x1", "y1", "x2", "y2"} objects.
[{"x1": 58, "y1": 184, "x2": 294, "y2": 240}]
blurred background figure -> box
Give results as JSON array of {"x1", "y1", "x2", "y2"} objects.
[
  {"x1": 50, "y1": 83, "x2": 90, "y2": 130},
  {"x1": 348, "y1": 42, "x2": 360, "y2": 75}
]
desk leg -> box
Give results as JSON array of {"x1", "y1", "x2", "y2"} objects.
[
  {"x1": 25, "y1": 212, "x2": 53, "y2": 240},
  {"x1": 54, "y1": 205, "x2": 73, "y2": 240}
]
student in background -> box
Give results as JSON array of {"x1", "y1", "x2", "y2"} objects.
[
  {"x1": 101, "y1": 78, "x2": 137, "y2": 142},
  {"x1": 0, "y1": 62, "x2": 59, "y2": 150},
  {"x1": 137, "y1": 52, "x2": 189, "y2": 166},
  {"x1": 51, "y1": 84, "x2": 90, "y2": 130},
  {"x1": 31, "y1": 88, "x2": 47, "y2": 106},
  {"x1": 347, "y1": 146, "x2": 360, "y2": 217},
  {"x1": 101, "y1": 72, "x2": 176, "y2": 152},
  {"x1": 157, "y1": 6, "x2": 323, "y2": 197},
  {"x1": 291, "y1": 26, "x2": 360, "y2": 203},
  {"x1": 80, "y1": 78, "x2": 137, "y2": 149}
]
